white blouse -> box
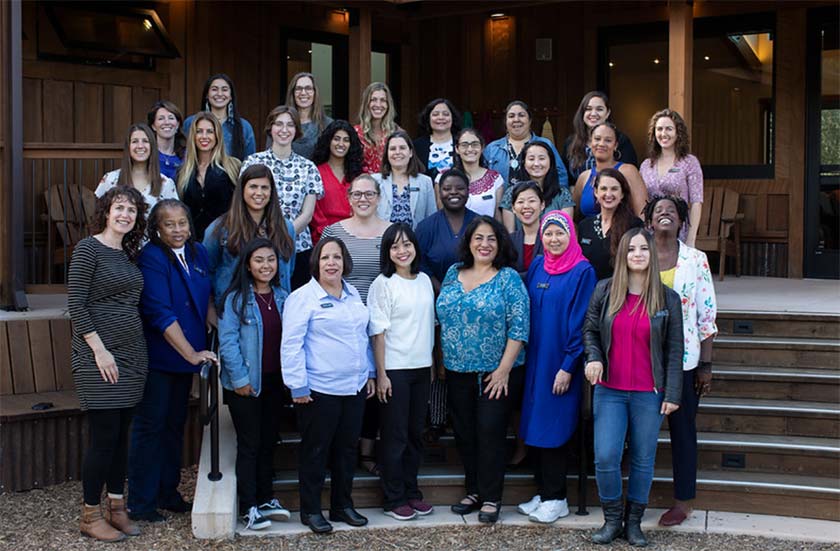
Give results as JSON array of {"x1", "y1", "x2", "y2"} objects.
[{"x1": 95, "y1": 169, "x2": 178, "y2": 211}]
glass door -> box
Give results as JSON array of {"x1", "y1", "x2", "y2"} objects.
[{"x1": 281, "y1": 30, "x2": 349, "y2": 120}]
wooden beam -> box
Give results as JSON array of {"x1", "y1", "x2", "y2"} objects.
[
  {"x1": 348, "y1": 8, "x2": 372, "y2": 123},
  {"x1": 668, "y1": 0, "x2": 693, "y2": 132}
]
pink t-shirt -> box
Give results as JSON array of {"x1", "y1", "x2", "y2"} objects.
[{"x1": 601, "y1": 293, "x2": 654, "y2": 392}]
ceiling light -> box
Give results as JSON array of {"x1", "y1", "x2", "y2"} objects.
[
  {"x1": 653, "y1": 58, "x2": 660, "y2": 64},
  {"x1": 704, "y1": 55, "x2": 710, "y2": 61},
  {"x1": 490, "y1": 12, "x2": 506, "y2": 19},
  {"x1": 609, "y1": 62, "x2": 614, "y2": 68}
]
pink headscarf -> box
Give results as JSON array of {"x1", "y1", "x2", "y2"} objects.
[{"x1": 540, "y1": 210, "x2": 587, "y2": 275}]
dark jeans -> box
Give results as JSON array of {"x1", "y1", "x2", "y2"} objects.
[
  {"x1": 446, "y1": 367, "x2": 524, "y2": 503},
  {"x1": 379, "y1": 368, "x2": 430, "y2": 510},
  {"x1": 668, "y1": 368, "x2": 700, "y2": 501},
  {"x1": 296, "y1": 389, "x2": 366, "y2": 515},
  {"x1": 224, "y1": 372, "x2": 285, "y2": 511},
  {"x1": 83, "y1": 407, "x2": 134, "y2": 505},
  {"x1": 532, "y1": 440, "x2": 572, "y2": 501},
  {"x1": 291, "y1": 249, "x2": 312, "y2": 291},
  {"x1": 128, "y1": 370, "x2": 193, "y2": 513}
]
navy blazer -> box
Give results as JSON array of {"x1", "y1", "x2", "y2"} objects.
[{"x1": 138, "y1": 241, "x2": 212, "y2": 374}]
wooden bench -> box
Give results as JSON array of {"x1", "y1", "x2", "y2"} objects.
[
  {"x1": 696, "y1": 187, "x2": 744, "y2": 281},
  {"x1": 42, "y1": 184, "x2": 96, "y2": 269}
]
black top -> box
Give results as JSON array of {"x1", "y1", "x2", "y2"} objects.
[
  {"x1": 180, "y1": 165, "x2": 235, "y2": 241},
  {"x1": 561, "y1": 129, "x2": 639, "y2": 182},
  {"x1": 510, "y1": 229, "x2": 545, "y2": 278},
  {"x1": 578, "y1": 214, "x2": 644, "y2": 280}
]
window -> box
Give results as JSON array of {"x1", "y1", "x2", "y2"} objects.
[{"x1": 281, "y1": 31, "x2": 348, "y2": 120}]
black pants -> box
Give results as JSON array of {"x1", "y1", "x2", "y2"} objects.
[
  {"x1": 446, "y1": 367, "x2": 524, "y2": 503},
  {"x1": 360, "y1": 397, "x2": 380, "y2": 440},
  {"x1": 224, "y1": 372, "x2": 285, "y2": 511},
  {"x1": 668, "y1": 368, "x2": 700, "y2": 501},
  {"x1": 296, "y1": 389, "x2": 366, "y2": 515},
  {"x1": 291, "y1": 249, "x2": 312, "y2": 291},
  {"x1": 83, "y1": 407, "x2": 135, "y2": 505},
  {"x1": 533, "y1": 440, "x2": 572, "y2": 501},
  {"x1": 379, "y1": 368, "x2": 430, "y2": 510}
]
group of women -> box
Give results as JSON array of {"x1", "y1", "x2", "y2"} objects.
[{"x1": 68, "y1": 69, "x2": 716, "y2": 547}]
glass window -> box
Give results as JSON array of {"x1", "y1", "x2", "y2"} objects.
[
  {"x1": 286, "y1": 39, "x2": 335, "y2": 117},
  {"x1": 371, "y1": 51, "x2": 389, "y2": 86}
]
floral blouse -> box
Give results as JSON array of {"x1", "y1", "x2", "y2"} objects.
[
  {"x1": 355, "y1": 124, "x2": 385, "y2": 175},
  {"x1": 390, "y1": 182, "x2": 413, "y2": 225},
  {"x1": 436, "y1": 264, "x2": 530, "y2": 373}
]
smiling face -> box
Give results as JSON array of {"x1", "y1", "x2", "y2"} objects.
[
  {"x1": 157, "y1": 206, "x2": 191, "y2": 249},
  {"x1": 207, "y1": 78, "x2": 232, "y2": 110},
  {"x1": 318, "y1": 241, "x2": 344, "y2": 286},
  {"x1": 439, "y1": 174, "x2": 469, "y2": 212},
  {"x1": 151, "y1": 108, "x2": 179, "y2": 140},
  {"x1": 505, "y1": 104, "x2": 531, "y2": 140},
  {"x1": 455, "y1": 130, "x2": 483, "y2": 164},
  {"x1": 655, "y1": 116, "x2": 677, "y2": 151},
  {"x1": 390, "y1": 232, "x2": 416, "y2": 272},
  {"x1": 293, "y1": 76, "x2": 315, "y2": 110},
  {"x1": 627, "y1": 233, "x2": 651, "y2": 273},
  {"x1": 583, "y1": 96, "x2": 610, "y2": 129},
  {"x1": 195, "y1": 119, "x2": 217, "y2": 153},
  {"x1": 590, "y1": 125, "x2": 618, "y2": 161},
  {"x1": 368, "y1": 90, "x2": 389, "y2": 121},
  {"x1": 594, "y1": 175, "x2": 624, "y2": 212},
  {"x1": 387, "y1": 136, "x2": 411, "y2": 172},
  {"x1": 249, "y1": 246, "x2": 278, "y2": 288},
  {"x1": 524, "y1": 146, "x2": 550, "y2": 182},
  {"x1": 513, "y1": 188, "x2": 545, "y2": 227},
  {"x1": 650, "y1": 198, "x2": 681, "y2": 236},
  {"x1": 541, "y1": 224, "x2": 570, "y2": 256},
  {"x1": 429, "y1": 102, "x2": 452, "y2": 133},
  {"x1": 469, "y1": 222, "x2": 498, "y2": 265},
  {"x1": 348, "y1": 178, "x2": 379, "y2": 218},
  {"x1": 329, "y1": 129, "x2": 351, "y2": 159},
  {"x1": 105, "y1": 195, "x2": 138, "y2": 236},
  {"x1": 242, "y1": 177, "x2": 272, "y2": 213},
  {"x1": 271, "y1": 113, "x2": 296, "y2": 146},
  {"x1": 129, "y1": 130, "x2": 152, "y2": 164}
]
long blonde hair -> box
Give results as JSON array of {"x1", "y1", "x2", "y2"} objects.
[
  {"x1": 357, "y1": 82, "x2": 397, "y2": 146},
  {"x1": 177, "y1": 111, "x2": 241, "y2": 195},
  {"x1": 608, "y1": 227, "x2": 663, "y2": 318}
]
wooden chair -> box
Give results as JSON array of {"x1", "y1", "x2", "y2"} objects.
[
  {"x1": 42, "y1": 184, "x2": 96, "y2": 267},
  {"x1": 695, "y1": 187, "x2": 744, "y2": 281}
]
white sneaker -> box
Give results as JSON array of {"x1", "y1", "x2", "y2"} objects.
[
  {"x1": 517, "y1": 494, "x2": 542, "y2": 515},
  {"x1": 528, "y1": 499, "x2": 570, "y2": 524},
  {"x1": 241, "y1": 506, "x2": 271, "y2": 530},
  {"x1": 258, "y1": 498, "x2": 290, "y2": 521}
]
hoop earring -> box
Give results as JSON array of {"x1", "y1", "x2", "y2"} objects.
[
  {"x1": 204, "y1": 100, "x2": 209, "y2": 112},
  {"x1": 614, "y1": 149, "x2": 622, "y2": 161}
]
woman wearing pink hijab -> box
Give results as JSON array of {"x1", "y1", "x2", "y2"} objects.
[{"x1": 516, "y1": 211, "x2": 597, "y2": 524}]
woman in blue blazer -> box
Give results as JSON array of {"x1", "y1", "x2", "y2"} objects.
[{"x1": 128, "y1": 199, "x2": 216, "y2": 521}]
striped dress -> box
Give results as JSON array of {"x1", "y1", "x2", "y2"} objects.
[
  {"x1": 321, "y1": 222, "x2": 383, "y2": 305},
  {"x1": 67, "y1": 237, "x2": 148, "y2": 410}
]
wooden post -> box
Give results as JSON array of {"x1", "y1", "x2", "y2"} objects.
[
  {"x1": 348, "y1": 8, "x2": 371, "y2": 123},
  {"x1": 668, "y1": 1, "x2": 693, "y2": 132}
]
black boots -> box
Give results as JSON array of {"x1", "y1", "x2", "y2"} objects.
[
  {"x1": 624, "y1": 501, "x2": 649, "y2": 547},
  {"x1": 591, "y1": 500, "x2": 624, "y2": 544}
]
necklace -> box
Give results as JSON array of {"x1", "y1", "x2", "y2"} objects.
[{"x1": 255, "y1": 290, "x2": 274, "y2": 311}]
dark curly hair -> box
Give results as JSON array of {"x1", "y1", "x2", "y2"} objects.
[
  {"x1": 647, "y1": 108, "x2": 691, "y2": 161},
  {"x1": 91, "y1": 186, "x2": 148, "y2": 261},
  {"x1": 146, "y1": 199, "x2": 198, "y2": 265},
  {"x1": 643, "y1": 194, "x2": 690, "y2": 231},
  {"x1": 311, "y1": 119, "x2": 363, "y2": 181},
  {"x1": 416, "y1": 98, "x2": 462, "y2": 137},
  {"x1": 457, "y1": 215, "x2": 516, "y2": 270}
]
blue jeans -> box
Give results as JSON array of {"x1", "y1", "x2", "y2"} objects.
[{"x1": 593, "y1": 385, "x2": 664, "y2": 504}]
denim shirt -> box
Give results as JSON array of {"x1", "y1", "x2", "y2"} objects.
[
  {"x1": 218, "y1": 285, "x2": 288, "y2": 396},
  {"x1": 483, "y1": 133, "x2": 569, "y2": 189},
  {"x1": 184, "y1": 114, "x2": 256, "y2": 160},
  {"x1": 202, "y1": 217, "x2": 296, "y2": 307}
]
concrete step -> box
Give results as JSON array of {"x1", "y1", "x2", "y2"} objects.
[
  {"x1": 716, "y1": 311, "x2": 840, "y2": 340},
  {"x1": 712, "y1": 335, "x2": 840, "y2": 369},
  {"x1": 696, "y1": 397, "x2": 840, "y2": 437},
  {"x1": 709, "y1": 364, "x2": 840, "y2": 403}
]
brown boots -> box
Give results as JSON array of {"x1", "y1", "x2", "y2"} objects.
[{"x1": 80, "y1": 497, "x2": 140, "y2": 542}]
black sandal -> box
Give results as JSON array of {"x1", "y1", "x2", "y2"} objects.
[
  {"x1": 451, "y1": 494, "x2": 480, "y2": 515},
  {"x1": 478, "y1": 501, "x2": 501, "y2": 523}
]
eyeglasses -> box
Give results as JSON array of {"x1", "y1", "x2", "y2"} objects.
[
  {"x1": 294, "y1": 85, "x2": 314, "y2": 93},
  {"x1": 457, "y1": 141, "x2": 482, "y2": 150},
  {"x1": 349, "y1": 191, "x2": 379, "y2": 200}
]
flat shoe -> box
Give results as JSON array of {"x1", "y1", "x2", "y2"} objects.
[
  {"x1": 451, "y1": 494, "x2": 480, "y2": 515},
  {"x1": 658, "y1": 506, "x2": 688, "y2": 526},
  {"x1": 301, "y1": 512, "x2": 333, "y2": 534},
  {"x1": 478, "y1": 502, "x2": 501, "y2": 524},
  {"x1": 329, "y1": 507, "x2": 368, "y2": 526}
]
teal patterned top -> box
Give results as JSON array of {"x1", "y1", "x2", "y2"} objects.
[{"x1": 436, "y1": 264, "x2": 530, "y2": 373}]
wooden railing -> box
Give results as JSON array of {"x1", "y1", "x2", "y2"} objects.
[{"x1": 22, "y1": 143, "x2": 122, "y2": 285}]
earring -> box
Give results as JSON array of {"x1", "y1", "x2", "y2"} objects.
[
  {"x1": 227, "y1": 102, "x2": 233, "y2": 120},
  {"x1": 156, "y1": 230, "x2": 161, "y2": 237},
  {"x1": 204, "y1": 100, "x2": 209, "y2": 112},
  {"x1": 614, "y1": 149, "x2": 622, "y2": 161}
]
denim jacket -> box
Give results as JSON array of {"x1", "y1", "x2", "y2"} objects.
[{"x1": 218, "y1": 285, "x2": 288, "y2": 396}]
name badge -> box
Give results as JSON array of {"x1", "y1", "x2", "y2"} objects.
[
  {"x1": 194, "y1": 266, "x2": 207, "y2": 276},
  {"x1": 481, "y1": 194, "x2": 494, "y2": 200},
  {"x1": 320, "y1": 303, "x2": 334, "y2": 309},
  {"x1": 510, "y1": 159, "x2": 520, "y2": 170},
  {"x1": 537, "y1": 282, "x2": 550, "y2": 289},
  {"x1": 409, "y1": 186, "x2": 420, "y2": 192},
  {"x1": 668, "y1": 167, "x2": 681, "y2": 173},
  {"x1": 581, "y1": 238, "x2": 591, "y2": 245}
]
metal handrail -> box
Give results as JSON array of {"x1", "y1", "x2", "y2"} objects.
[{"x1": 199, "y1": 329, "x2": 222, "y2": 482}]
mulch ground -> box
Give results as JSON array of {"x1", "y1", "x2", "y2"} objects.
[{"x1": 0, "y1": 467, "x2": 836, "y2": 551}]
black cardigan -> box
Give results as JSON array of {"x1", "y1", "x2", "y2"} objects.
[
  {"x1": 178, "y1": 165, "x2": 236, "y2": 241},
  {"x1": 413, "y1": 135, "x2": 456, "y2": 183}
]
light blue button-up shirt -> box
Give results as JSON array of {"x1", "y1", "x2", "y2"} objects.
[{"x1": 281, "y1": 278, "x2": 375, "y2": 398}]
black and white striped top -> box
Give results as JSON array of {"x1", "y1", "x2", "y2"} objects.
[
  {"x1": 321, "y1": 222, "x2": 383, "y2": 305},
  {"x1": 67, "y1": 237, "x2": 148, "y2": 410}
]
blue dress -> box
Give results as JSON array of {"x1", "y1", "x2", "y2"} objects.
[{"x1": 519, "y1": 258, "x2": 597, "y2": 448}]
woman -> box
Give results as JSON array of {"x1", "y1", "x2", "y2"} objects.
[
  {"x1": 310, "y1": 120, "x2": 364, "y2": 244},
  {"x1": 286, "y1": 72, "x2": 334, "y2": 160},
  {"x1": 518, "y1": 211, "x2": 597, "y2": 524},
  {"x1": 413, "y1": 98, "x2": 461, "y2": 182},
  {"x1": 204, "y1": 165, "x2": 296, "y2": 306},
  {"x1": 583, "y1": 228, "x2": 683, "y2": 547},
  {"x1": 95, "y1": 123, "x2": 178, "y2": 210},
  {"x1": 147, "y1": 100, "x2": 186, "y2": 180},
  {"x1": 640, "y1": 109, "x2": 704, "y2": 247},
  {"x1": 436, "y1": 216, "x2": 530, "y2": 524},
  {"x1": 128, "y1": 200, "x2": 215, "y2": 522},
  {"x1": 218, "y1": 238, "x2": 292, "y2": 531},
  {"x1": 562, "y1": 91, "x2": 638, "y2": 181},
  {"x1": 578, "y1": 168, "x2": 644, "y2": 280},
  {"x1": 184, "y1": 74, "x2": 256, "y2": 161},
  {"x1": 483, "y1": 100, "x2": 568, "y2": 189},
  {"x1": 176, "y1": 111, "x2": 241, "y2": 240},
  {"x1": 501, "y1": 141, "x2": 575, "y2": 230},
  {"x1": 643, "y1": 195, "x2": 717, "y2": 528},
  {"x1": 68, "y1": 187, "x2": 148, "y2": 542},
  {"x1": 281, "y1": 237, "x2": 376, "y2": 535},
  {"x1": 509, "y1": 182, "x2": 545, "y2": 276},
  {"x1": 573, "y1": 122, "x2": 647, "y2": 220},
  {"x1": 241, "y1": 105, "x2": 324, "y2": 289},
  {"x1": 374, "y1": 130, "x2": 437, "y2": 229},
  {"x1": 448, "y1": 128, "x2": 504, "y2": 218},
  {"x1": 368, "y1": 223, "x2": 435, "y2": 521},
  {"x1": 355, "y1": 82, "x2": 400, "y2": 174}
]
